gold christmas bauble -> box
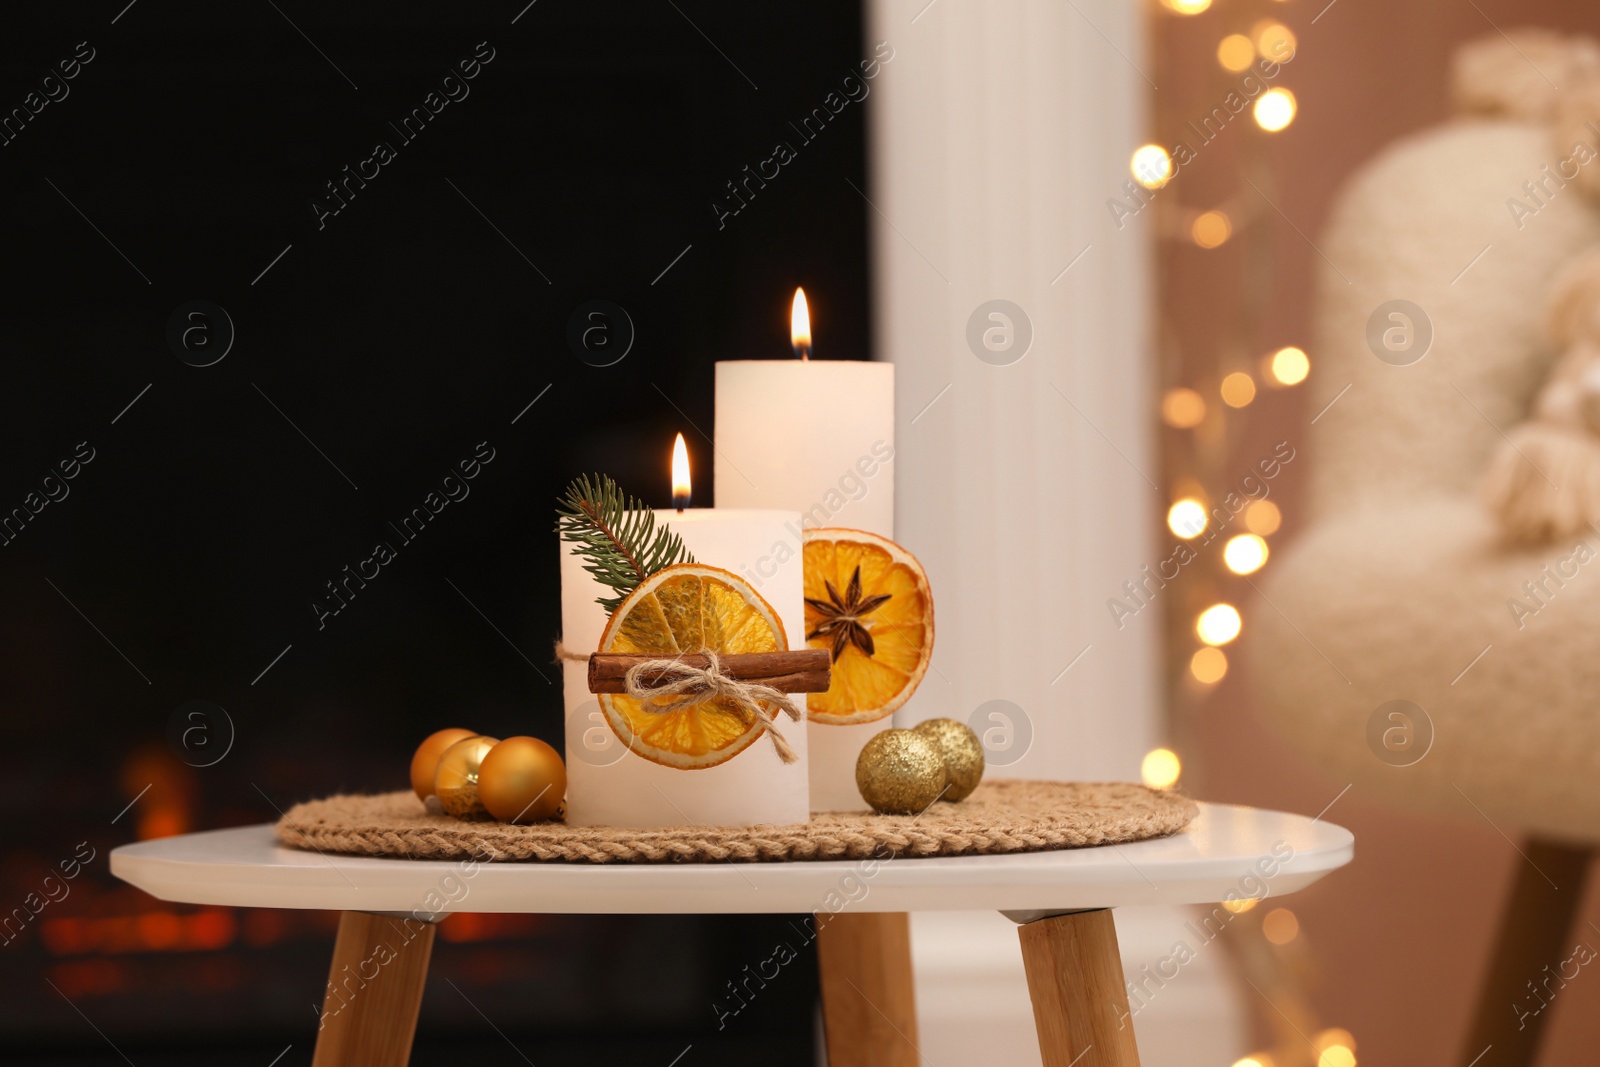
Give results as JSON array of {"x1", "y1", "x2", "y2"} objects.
[
  {"x1": 410, "y1": 728, "x2": 477, "y2": 801},
  {"x1": 856, "y1": 729, "x2": 946, "y2": 815},
  {"x1": 478, "y1": 736, "x2": 567, "y2": 823},
  {"x1": 912, "y1": 718, "x2": 986, "y2": 801},
  {"x1": 433, "y1": 735, "x2": 500, "y2": 818}
]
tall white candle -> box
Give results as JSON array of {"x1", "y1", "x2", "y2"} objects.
[
  {"x1": 560, "y1": 508, "x2": 811, "y2": 828},
  {"x1": 714, "y1": 361, "x2": 895, "y2": 536},
  {"x1": 714, "y1": 292, "x2": 897, "y2": 812}
]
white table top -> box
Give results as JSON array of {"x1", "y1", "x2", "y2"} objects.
[{"x1": 110, "y1": 802, "x2": 1352, "y2": 917}]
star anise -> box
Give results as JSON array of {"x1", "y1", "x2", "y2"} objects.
[{"x1": 805, "y1": 565, "x2": 893, "y2": 663}]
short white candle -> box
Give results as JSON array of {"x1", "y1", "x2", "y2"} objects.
[
  {"x1": 714, "y1": 289, "x2": 896, "y2": 811},
  {"x1": 559, "y1": 507, "x2": 810, "y2": 828}
]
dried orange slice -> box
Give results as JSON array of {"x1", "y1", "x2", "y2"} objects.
[
  {"x1": 597, "y1": 563, "x2": 790, "y2": 770},
  {"x1": 803, "y1": 528, "x2": 934, "y2": 724}
]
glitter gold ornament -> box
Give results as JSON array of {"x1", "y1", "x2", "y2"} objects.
[
  {"x1": 912, "y1": 718, "x2": 986, "y2": 802},
  {"x1": 478, "y1": 736, "x2": 567, "y2": 823},
  {"x1": 433, "y1": 735, "x2": 500, "y2": 818},
  {"x1": 856, "y1": 729, "x2": 946, "y2": 814},
  {"x1": 410, "y1": 728, "x2": 477, "y2": 801}
]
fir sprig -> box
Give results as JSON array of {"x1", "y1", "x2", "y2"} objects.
[{"x1": 556, "y1": 473, "x2": 694, "y2": 612}]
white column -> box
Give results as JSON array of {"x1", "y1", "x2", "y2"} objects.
[
  {"x1": 867, "y1": 0, "x2": 1158, "y2": 779},
  {"x1": 864, "y1": 4, "x2": 1242, "y2": 1064}
]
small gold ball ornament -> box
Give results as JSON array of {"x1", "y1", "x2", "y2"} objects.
[
  {"x1": 856, "y1": 729, "x2": 947, "y2": 815},
  {"x1": 410, "y1": 727, "x2": 477, "y2": 801},
  {"x1": 433, "y1": 735, "x2": 500, "y2": 818},
  {"x1": 912, "y1": 718, "x2": 986, "y2": 801},
  {"x1": 478, "y1": 736, "x2": 567, "y2": 823}
]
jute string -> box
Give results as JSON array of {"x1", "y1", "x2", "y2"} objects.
[{"x1": 554, "y1": 641, "x2": 801, "y2": 764}]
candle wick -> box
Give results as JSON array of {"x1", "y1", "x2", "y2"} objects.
[{"x1": 793, "y1": 342, "x2": 812, "y2": 362}]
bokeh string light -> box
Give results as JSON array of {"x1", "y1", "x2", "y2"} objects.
[
  {"x1": 1262, "y1": 908, "x2": 1301, "y2": 945},
  {"x1": 1146, "y1": 0, "x2": 1313, "y2": 798},
  {"x1": 1245, "y1": 499, "x2": 1282, "y2": 535},
  {"x1": 1161, "y1": 387, "x2": 1208, "y2": 428},
  {"x1": 1147, "y1": 3, "x2": 1350, "y2": 1062},
  {"x1": 1131, "y1": 144, "x2": 1175, "y2": 188},
  {"x1": 1141, "y1": 748, "x2": 1183, "y2": 789},
  {"x1": 1190, "y1": 646, "x2": 1229, "y2": 684},
  {"x1": 1316, "y1": 1029, "x2": 1357, "y2": 1060},
  {"x1": 1268, "y1": 345, "x2": 1311, "y2": 385},
  {"x1": 1221, "y1": 371, "x2": 1258, "y2": 407},
  {"x1": 1252, "y1": 20, "x2": 1297, "y2": 59},
  {"x1": 1196, "y1": 603, "x2": 1242, "y2": 645},
  {"x1": 1223, "y1": 533, "x2": 1270, "y2": 574},
  {"x1": 1217, "y1": 33, "x2": 1256, "y2": 71},
  {"x1": 1253, "y1": 87, "x2": 1298, "y2": 131},
  {"x1": 1192, "y1": 209, "x2": 1234, "y2": 249},
  {"x1": 1168, "y1": 498, "x2": 1209, "y2": 538}
]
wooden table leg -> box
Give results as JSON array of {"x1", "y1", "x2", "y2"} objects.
[
  {"x1": 1016, "y1": 909, "x2": 1141, "y2": 1067},
  {"x1": 1461, "y1": 838, "x2": 1592, "y2": 1067},
  {"x1": 311, "y1": 911, "x2": 436, "y2": 1067},
  {"x1": 816, "y1": 911, "x2": 921, "y2": 1067}
]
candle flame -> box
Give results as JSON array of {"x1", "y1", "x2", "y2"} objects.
[
  {"x1": 671, "y1": 432, "x2": 691, "y2": 511},
  {"x1": 790, "y1": 287, "x2": 812, "y2": 361}
]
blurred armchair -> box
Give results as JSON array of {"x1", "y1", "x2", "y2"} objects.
[{"x1": 1249, "y1": 30, "x2": 1600, "y2": 1067}]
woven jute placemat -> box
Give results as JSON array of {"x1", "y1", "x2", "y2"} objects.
[{"x1": 275, "y1": 780, "x2": 1197, "y2": 865}]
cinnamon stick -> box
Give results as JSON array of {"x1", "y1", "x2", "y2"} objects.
[
  {"x1": 589, "y1": 670, "x2": 830, "y2": 694},
  {"x1": 587, "y1": 649, "x2": 832, "y2": 694}
]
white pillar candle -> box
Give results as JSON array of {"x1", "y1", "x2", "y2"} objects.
[
  {"x1": 714, "y1": 361, "x2": 895, "y2": 535},
  {"x1": 559, "y1": 508, "x2": 811, "y2": 828},
  {"x1": 715, "y1": 354, "x2": 896, "y2": 812}
]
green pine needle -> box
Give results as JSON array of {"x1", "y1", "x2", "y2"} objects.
[{"x1": 555, "y1": 473, "x2": 694, "y2": 612}]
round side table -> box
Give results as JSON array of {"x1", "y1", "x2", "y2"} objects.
[{"x1": 112, "y1": 801, "x2": 1352, "y2": 1066}]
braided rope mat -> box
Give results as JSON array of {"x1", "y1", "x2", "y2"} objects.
[{"x1": 275, "y1": 780, "x2": 1197, "y2": 865}]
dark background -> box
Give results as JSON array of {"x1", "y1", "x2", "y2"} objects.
[{"x1": 0, "y1": 1, "x2": 872, "y2": 1062}]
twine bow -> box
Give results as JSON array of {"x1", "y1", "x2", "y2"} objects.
[
  {"x1": 623, "y1": 650, "x2": 803, "y2": 764},
  {"x1": 555, "y1": 641, "x2": 802, "y2": 764}
]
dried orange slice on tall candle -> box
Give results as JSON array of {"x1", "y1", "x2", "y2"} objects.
[
  {"x1": 803, "y1": 528, "x2": 934, "y2": 724},
  {"x1": 597, "y1": 563, "x2": 791, "y2": 769}
]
